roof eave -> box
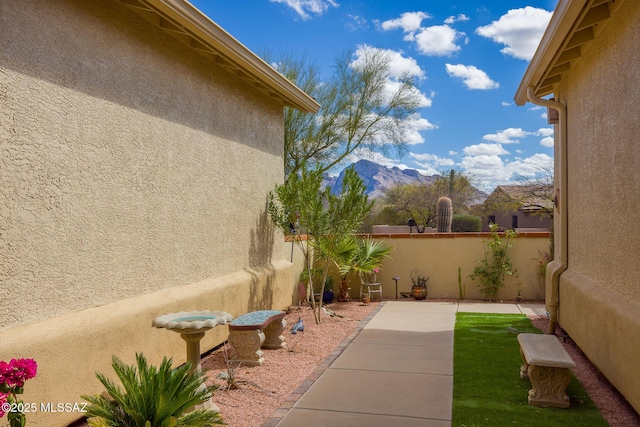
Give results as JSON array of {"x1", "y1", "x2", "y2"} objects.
[
  {"x1": 514, "y1": 0, "x2": 589, "y2": 105},
  {"x1": 120, "y1": 0, "x2": 320, "y2": 113}
]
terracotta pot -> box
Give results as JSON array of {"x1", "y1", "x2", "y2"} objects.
[{"x1": 412, "y1": 285, "x2": 428, "y2": 300}]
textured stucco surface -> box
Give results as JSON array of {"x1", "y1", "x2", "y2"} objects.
[
  {"x1": 1, "y1": 0, "x2": 287, "y2": 328},
  {"x1": 356, "y1": 234, "x2": 550, "y2": 301},
  {"x1": 0, "y1": 257, "x2": 294, "y2": 426},
  {"x1": 0, "y1": 1, "x2": 296, "y2": 423},
  {"x1": 556, "y1": 0, "x2": 640, "y2": 413}
]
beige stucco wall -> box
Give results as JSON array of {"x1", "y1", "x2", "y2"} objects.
[
  {"x1": 1, "y1": 0, "x2": 287, "y2": 326},
  {"x1": 346, "y1": 233, "x2": 550, "y2": 301},
  {"x1": 0, "y1": 0, "x2": 297, "y2": 424},
  {"x1": 555, "y1": 0, "x2": 640, "y2": 413}
]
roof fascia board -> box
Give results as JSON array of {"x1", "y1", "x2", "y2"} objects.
[
  {"x1": 143, "y1": 0, "x2": 320, "y2": 113},
  {"x1": 514, "y1": 0, "x2": 588, "y2": 105}
]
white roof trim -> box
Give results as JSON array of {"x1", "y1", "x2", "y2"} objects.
[{"x1": 515, "y1": 0, "x2": 619, "y2": 105}]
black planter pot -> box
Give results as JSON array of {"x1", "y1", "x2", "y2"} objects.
[{"x1": 323, "y1": 290, "x2": 334, "y2": 304}]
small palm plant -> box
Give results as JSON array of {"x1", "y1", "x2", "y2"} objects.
[
  {"x1": 342, "y1": 237, "x2": 393, "y2": 286},
  {"x1": 82, "y1": 353, "x2": 224, "y2": 427}
]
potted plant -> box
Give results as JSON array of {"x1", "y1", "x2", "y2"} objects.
[
  {"x1": 297, "y1": 268, "x2": 322, "y2": 305},
  {"x1": 410, "y1": 270, "x2": 429, "y2": 300},
  {"x1": 322, "y1": 276, "x2": 335, "y2": 304}
]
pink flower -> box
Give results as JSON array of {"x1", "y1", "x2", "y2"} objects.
[
  {"x1": 0, "y1": 392, "x2": 7, "y2": 417},
  {"x1": 373, "y1": 268, "x2": 379, "y2": 273},
  {"x1": 13, "y1": 359, "x2": 37, "y2": 380},
  {"x1": 0, "y1": 359, "x2": 37, "y2": 389}
]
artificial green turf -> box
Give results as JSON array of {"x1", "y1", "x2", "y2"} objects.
[{"x1": 452, "y1": 313, "x2": 608, "y2": 427}]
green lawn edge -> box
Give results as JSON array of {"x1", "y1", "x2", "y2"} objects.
[{"x1": 452, "y1": 312, "x2": 607, "y2": 427}]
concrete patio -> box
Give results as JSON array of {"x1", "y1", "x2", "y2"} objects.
[{"x1": 265, "y1": 301, "x2": 546, "y2": 427}]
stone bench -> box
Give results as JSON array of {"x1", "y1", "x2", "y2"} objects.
[
  {"x1": 227, "y1": 310, "x2": 286, "y2": 366},
  {"x1": 517, "y1": 333, "x2": 576, "y2": 408}
]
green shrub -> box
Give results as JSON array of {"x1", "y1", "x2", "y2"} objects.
[
  {"x1": 468, "y1": 223, "x2": 519, "y2": 301},
  {"x1": 451, "y1": 214, "x2": 481, "y2": 232}
]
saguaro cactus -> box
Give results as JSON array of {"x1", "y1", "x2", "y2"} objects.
[
  {"x1": 449, "y1": 169, "x2": 455, "y2": 198},
  {"x1": 437, "y1": 196, "x2": 452, "y2": 232}
]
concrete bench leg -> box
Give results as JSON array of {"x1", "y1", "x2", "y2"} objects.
[
  {"x1": 262, "y1": 318, "x2": 287, "y2": 349},
  {"x1": 228, "y1": 329, "x2": 265, "y2": 367},
  {"x1": 519, "y1": 347, "x2": 530, "y2": 379},
  {"x1": 526, "y1": 365, "x2": 572, "y2": 408}
]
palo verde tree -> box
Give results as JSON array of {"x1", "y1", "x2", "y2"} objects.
[
  {"x1": 267, "y1": 47, "x2": 428, "y2": 179},
  {"x1": 268, "y1": 165, "x2": 372, "y2": 324}
]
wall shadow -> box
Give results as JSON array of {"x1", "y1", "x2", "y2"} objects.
[{"x1": 247, "y1": 198, "x2": 277, "y2": 311}]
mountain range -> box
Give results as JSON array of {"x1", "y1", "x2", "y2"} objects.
[{"x1": 323, "y1": 159, "x2": 488, "y2": 204}]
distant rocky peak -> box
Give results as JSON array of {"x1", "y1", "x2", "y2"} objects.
[{"x1": 324, "y1": 160, "x2": 438, "y2": 198}]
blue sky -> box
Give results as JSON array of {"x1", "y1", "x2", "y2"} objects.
[{"x1": 190, "y1": 0, "x2": 559, "y2": 191}]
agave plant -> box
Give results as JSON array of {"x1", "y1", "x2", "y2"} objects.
[{"x1": 82, "y1": 353, "x2": 224, "y2": 427}]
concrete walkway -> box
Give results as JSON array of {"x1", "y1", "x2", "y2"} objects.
[{"x1": 266, "y1": 301, "x2": 546, "y2": 427}]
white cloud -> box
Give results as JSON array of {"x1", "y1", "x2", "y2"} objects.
[
  {"x1": 482, "y1": 127, "x2": 529, "y2": 144},
  {"x1": 270, "y1": 0, "x2": 338, "y2": 20},
  {"x1": 540, "y1": 136, "x2": 554, "y2": 147},
  {"x1": 445, "y1": 64, "x2": 499, "y2": 90},
  {"x1": 505, "y1": 153, "x2": 554, "y2": 177},
  {"x1": 444, "y1": 14, "x2": 469, "y2": 24},
  {"x1": 535, "y1": 128, "x2": 554, "y2": 147},
  {"x1": 460, "y1": 152, "x2": 554, "y2": 190},
  {"x1": 409, "y1": 153, "x2": 455, "y2": 175},
  {"x1": 463, "y1": 143, "x2": 509, "y2": 156},
  {"x1": 461, "y1": 155, "x2": 511, "y2": 187},
  {"x1": 475, "y1": 7, "x2": 552, "y2": 60},
  {"x1": 348, "y1": 46, "x2": 436, "y2": 151},
  {"x1": 415, "y1": 25, "x2": 465, "y2": 56},
  {"x1": 501, "y1": 101, "x2": 512, "y2": 106},
  {"x1": 401, "y1": 115, "x2": 438, "y2": 144},
  {"x1": 537, "y1": 127, "x2": 554, "y2": 137},
  {"x1": 383, "y1": 80, "x2": 432, "y2": 108},
  {"x1": 449, "y1": 150, "x2": 458, "y2": 156},
  {"x1": 352, "y1": 46, "x2": 432, "y2": 109},
  {"x1": 353, "y1": 45, "x2": 425, "y2": 80},
  {"x1": 344, "y1": 148, "x2": 396, "y2": 167},
  {"x1": 381, "y1": 11, "x2": 431, "y2": 33},
  {"x1": 386, "y1": 51, "x2": 425, "y2": 80},
  {"x1": 410, "y1": 152, "x2": 455, "y2": 166},
  {"x1": 346, "y1": 14, "x2": 367, "y2": 31}
]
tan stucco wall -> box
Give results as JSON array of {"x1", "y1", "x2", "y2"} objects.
[
  {"x1": 1, "y1": 0, "x2": 287, "y2": 327},
  {"x1": 346, "y1": 233, "x2": 550, "y2": 301},
  {"x1": 0, "y1": 260, "x2": 294, "y2": 426},
  {"x1": 555, "y1": 0, "x2": 640, "y2": 413},
  {"x1": 0, "y1": 0, "x2": 296, "y2": 424}
]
